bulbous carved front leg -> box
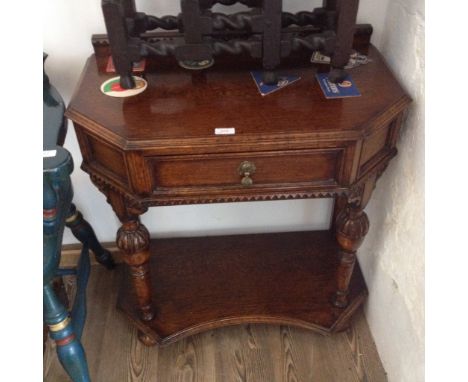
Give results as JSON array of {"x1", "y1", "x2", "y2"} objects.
[
  {"x1": 333, "y1": 203, "x2": 369, "y2": 308},
  {"x1": 117, "y1": 219, "x2": 155, "y2": 321}
]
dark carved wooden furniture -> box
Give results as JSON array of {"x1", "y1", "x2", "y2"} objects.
[
  {"x1": 102, "y1": 0, "x2": 360, "y2": 87},
  {"x1": 43, "y1": 55, "x2": 115, "y2": 381},
  {"x1": 66, "y1": 38, "x2": 411, "y2": 346}
]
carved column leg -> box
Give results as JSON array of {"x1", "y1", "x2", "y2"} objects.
[
  {"x1": 333, "y1": 203, "x2": 369, "y2": 307},
  {"x1": 89, "y1": 176, "x2": 155, "y2": 338},
  {"x1": 117, "y1": 219, "x2": 155, "y2": 321},
  {"x1": 333, "y1": 175, "x2": 376, "y2": 308},
  {"x1": 331, "y1": 194, "x2": 347, "y2": 233}
]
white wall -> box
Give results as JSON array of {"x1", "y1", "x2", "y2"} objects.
[
  {"x1": 44, "y1": 1, "x2": 424, "y2": 381},
  {"x1": 357, "y1": 0, "x2": 425, "y2": 381}
]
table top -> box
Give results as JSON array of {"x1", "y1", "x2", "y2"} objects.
[{"x1": 66, "y1": 45, "x2": 410, "y2": 150}]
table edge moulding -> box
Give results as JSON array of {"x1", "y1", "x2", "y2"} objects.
[{"x1": 65, "y1": 34, "x2": 411, "y2": 346}]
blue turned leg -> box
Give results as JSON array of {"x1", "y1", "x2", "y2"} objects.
[
  {"x1": 44, "y1": 284, "x2": 90, "y2": 382},
  {"x1": 66, "y1": 203, "x2": 115, "y2": 269},
  {"x1": 44, "y1": 149, "x2": 92, "y2": 381},
  {"x1": 44, "y1": 56, "x2": 94, "y2": 381}
]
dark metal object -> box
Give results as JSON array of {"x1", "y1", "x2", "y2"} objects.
[
  {"x1": 101, "y1": 0, "x2": 360, "y2": 88},
  {"x1": 238, "y1": 160, "x2": 256, "y2": 186}
]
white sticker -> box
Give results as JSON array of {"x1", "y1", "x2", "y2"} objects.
[
  {"x1": 43, "y1": 150, "x2": 57, "y2": 158},
  {"x1": 215, "y1": 127, "x2": 235, "y2": 135}
]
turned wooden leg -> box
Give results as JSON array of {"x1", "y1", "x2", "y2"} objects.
[
  {"x1": 333, "y1": 199, "x2": 369, "y2": 308},
  {"x1": 88, "y1": 179, "x2": 155, "y2": 325},
  {"x1": 333, "y1": 174, "x2": 377, "y2": 308},
  {"x1": 117, "y1": 219, "x2": 155, "y2": 321},
  {"x1": 44, "y1": 283, "x2": 90, "y2": 382},
  {"x1": 331, "y1": 194, "x2": 347, "y2": 233}
]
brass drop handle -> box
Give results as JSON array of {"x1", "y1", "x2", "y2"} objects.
[{"x1": 238, "y1": 161, "x2": 256, "y2": 186}]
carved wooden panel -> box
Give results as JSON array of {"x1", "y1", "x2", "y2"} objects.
[
  {"x1": 360, "y1": 126, "x2": 389, "y2": 166},
  {"x1": 357, "y1": 116, "x2": 404, "y2": 179},
  {"x1": 87, "y1": 135, "x2": 128, "y2": 185}
]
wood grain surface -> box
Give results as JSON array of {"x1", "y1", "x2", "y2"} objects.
[
  {"x1": 65, "y1": 43, "x2": 410, "y2": 346},
  {"x1": 44, "y1": 265, "x2": 387, "y2": 382},
  {"x1": 116, "y1": 231, "x2": 367, "y2": 344},
  {"x1": 66, "y1": 46, "x2": 409, "y2": 147}
]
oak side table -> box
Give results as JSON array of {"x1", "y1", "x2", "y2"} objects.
[{"x1": 66, "y1": 41, "x2": 411, "y2": 346}]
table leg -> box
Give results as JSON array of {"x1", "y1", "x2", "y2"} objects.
[
  {"x1": 333, "y1": 175, "x2": 376, "y2": 308},
  {"x1": 89, "y1": 175, "x2": 155, "y2": 323},
  {"x1": 333, "y1": 202, "x2": 369, "y2": 308},
  {"x1": 117, "y1": 218, "x2": 155, "y2": 322},
  {"x1": 331, "y1": 194, "x2": 347, "y2": 233}
]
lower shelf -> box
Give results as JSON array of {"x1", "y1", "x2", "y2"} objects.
[{"x1": 117, "y1": 230, "x2": 367, "y2": 346}]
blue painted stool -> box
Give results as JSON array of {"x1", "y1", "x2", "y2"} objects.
[{"x1": 43, "y1": 54, "x2": 115, "y2": 382}]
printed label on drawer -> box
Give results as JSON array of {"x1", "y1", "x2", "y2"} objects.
[{"x1": 215, "y1": 128, "x2": 235, "y2": 135}]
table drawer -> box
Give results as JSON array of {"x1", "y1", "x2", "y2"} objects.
[{"x1": 148, "y1": 149, "x2": 344, "y2": 191}]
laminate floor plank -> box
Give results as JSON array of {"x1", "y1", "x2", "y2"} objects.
[
  {"x1": 156, "y1": 331, "x2": 216, "y2": 382},
  {"x1": 280, "y1": 325, "x2": 314, "y2": 382},
  {"x1": 279, "y1": 324, "x2": 360, "y2": 382},
  {"x1": 91, "y1": 267, "x2": 161, "y2": 382},
  {"x1": 44, "y1": 265, "x2": 387, "y2": 382},
  {"x1": 81, "y1": 267, "x2": 118, "y2": 377},
  {"x1": 212, "y1": 325, "x2": 248, "y2": 382},
  {"x1": 213, "y1": 324, "x2": 282, "y2": 382},
  {"x1": 242, "y1": 324, "x2": 282, "y2": 382},
  {"x1": 344, "y1": 310, "x2": 388, "y2": 382},
  {"x1": 43, "y1": 275, "x2": 79, "y2": 382}
]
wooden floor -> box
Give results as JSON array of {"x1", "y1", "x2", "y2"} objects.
[{"x1": 44, "y1": 264, "x2": 387, "y2": 382}]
